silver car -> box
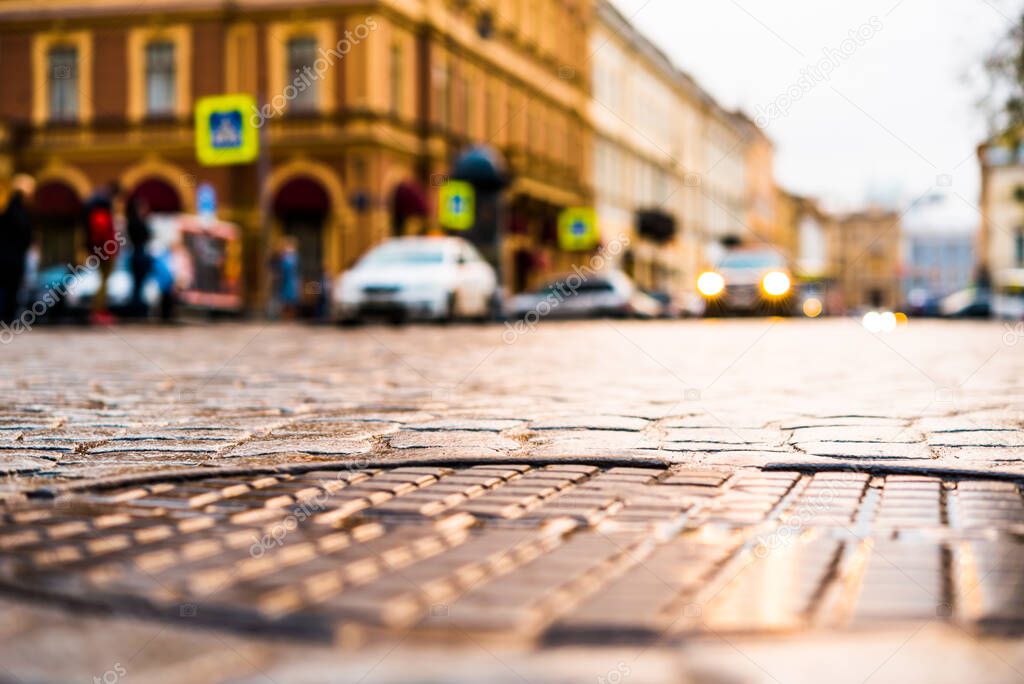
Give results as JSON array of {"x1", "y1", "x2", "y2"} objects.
[{"x1": 505, "y1": 271, "x2": 662, "y2": 321}]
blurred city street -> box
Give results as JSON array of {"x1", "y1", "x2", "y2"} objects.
[
  {"x1": 4, "y1": 0, "x2": 1024, "y2": 680},
  {"x1": 1, "y1": 318, "x2": 1024, "y2": 683}
]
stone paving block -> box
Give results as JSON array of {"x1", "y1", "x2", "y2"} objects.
[
  {"x1": 387, "y1": 430, "x2": 522, "y2": 451},
  {"x1": 928, "y1": 430, "x2": 1024, "y2": 448},
  {"x1": 791, "y1": 426, "x2": 925, "y2": 444},
  {"x1": 225, "y1": 437, "x2": 373, "y2": 457},
  {"x1": 528, "y1": 416, "x2": 650, "y2": 432},
  {"x1": 664, "y1": 427, "x2": 786, "y2": 445},
  {"x1": 795, "y1": 441, "x2": 934, "y2": 460}
]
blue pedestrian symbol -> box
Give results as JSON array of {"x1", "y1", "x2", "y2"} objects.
[
  {"x1": 571, "y1": 219, "x2": 587, "y2": 237},
  {"x1": 210, "y1": 110, "x2": 243, "y2": 150},
  {"x1": 439, "y1": 181, "x2": 475, "y2": 230}
]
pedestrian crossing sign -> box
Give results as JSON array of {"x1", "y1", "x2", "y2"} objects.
[
  {"x1": 195, "y1": 94, "x2": 260, "y2": 167},
  {"x1": 438, "y1": 181, "x2": 476, "y2": 230},
  {"x1": 558, "y1": 207, "x2": 599, "y2": 251}
]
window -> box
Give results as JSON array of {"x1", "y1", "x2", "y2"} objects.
[
  {"x1": 48, "y1": 46, "x2": 78, "y2": 122},
  {"x1": 286, "y1": 37, "x2": 319, "y2": 112},
  {"x1": 390, "y1": 42, "x2": 403, "y2": 117},
  {"x1": 1016, "y1": 228, "x2": 1024, "y2": 268},
  {"x1": 145, "y1": 42, "x2": 176, "y2": 116},
  {"x1": 444, "y1": 63, "x2": 455, "y2": 129},
  {"x1": 460, "y1": 73, "x2": 471, "y2": 136},
  {"x1": 484, "y1": 82, "x2": 494, "y2": 141},
  {"x1": 432, "y1": 63, "x2": 448, "y2": 127}
]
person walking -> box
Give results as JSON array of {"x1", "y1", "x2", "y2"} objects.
[
  {"x1": 82, "y1": 182, "x2": 122, "y2": 325},
  {"x1": 273, "y1": 236, "x2": 301, "y2": 320},
  {"x1": 0, "y1": 175, "x2": 36, "y2": 325},
  {"x1": 126, "y1": 196, "x2": 153, "y2": 318}
]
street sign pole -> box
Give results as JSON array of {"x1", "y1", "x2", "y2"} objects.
[
  {"x1": 257, "y1": 100, "x2": 272, "y2": 318},
  {"x1": 494, "y1": 193, "x2": 506, "y2": 315},
  {"x1": 194, "y1": 93, "x2": 263, "y2": 316}
]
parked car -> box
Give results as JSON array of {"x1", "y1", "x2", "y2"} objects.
[
  {"x1": 698, "y1": 248, "x2": 795, "y2": 316},
  {"x1": 29, "y1": 214, "x2": 242, "y2": 321},
  {"x1": 333, "y1": 236, "x2": 497, "y2": 323},
  {"x1": 642, "y1": 289, "x2": 684, "y2": 319},
  {"x1": 906, "y1": 288, "x2": 943, "y2": 317},
  {"x1": 505, "y1": 270, "x2": 662, "y2": 321},
  {"x1": 939, "y1": 288, "x2": 991, "y2": 319},
  {"x1": 31, "y1": 251, "x2": 164, "y2": 320},
  {"x1": 993, "y1": 270, "x2": 1024, "y2": 320}
]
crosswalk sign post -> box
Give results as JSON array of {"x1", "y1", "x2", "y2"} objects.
[
  {"x1": 438, "y1": 181, "x2": 476, "y2": 231},
  {"x1": 558, "y1": 207, "x2": 599, "y2": 251},
  {"x1": 195, "y1": 94, "x2": 260, "y2": 167}
]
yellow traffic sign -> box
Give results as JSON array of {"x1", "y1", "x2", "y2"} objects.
[
  {"x1": 558, "y1": 207, "x2": 599, "y2": 251},
  {"x1": 195, "y1": 94, "x2": 260, "y2": 167},
  {"x1": 439, "y1": 181, "x2": 475, "y2": 230}
]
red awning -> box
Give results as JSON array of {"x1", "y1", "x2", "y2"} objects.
[
  {"x1": 393, "y1": 181, "x2": 428, "y2": 218},
  {"x1": 273, "y1": 177, "x2": 330, "y2": 216},
  {"x1": 130, "y1": 179, "x2": 183, "y2": 213},
  {"x1": 34, "y1": 182, "x2": 82, "y2": 217}
]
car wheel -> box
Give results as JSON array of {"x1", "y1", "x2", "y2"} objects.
[
  {"x1": 443, "y1": 292, "x2": 458, "y2": 324},
  {"x1": 488, "y1": 293, "x2": 502, "y2": 323}
]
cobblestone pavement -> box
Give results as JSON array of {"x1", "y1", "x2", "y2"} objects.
[{"x1": 1, "y1": 319, "x2": 1023, "y2": 683}]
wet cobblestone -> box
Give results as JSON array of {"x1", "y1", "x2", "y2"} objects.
[
  {"x1": 2, "y1": 462, "x2": 1024, "y2": 645},
  {"x1": 0, "y1": 320, "x2": 1022, "y2": 681}
]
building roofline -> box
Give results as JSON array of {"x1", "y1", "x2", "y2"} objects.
[{"x1": 596, "y1": 0, "x2": 768, "y2": 141}]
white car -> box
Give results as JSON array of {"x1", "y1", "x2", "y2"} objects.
[{"x1": 333, "y1": 237, "x2": 498, "y2": 323}]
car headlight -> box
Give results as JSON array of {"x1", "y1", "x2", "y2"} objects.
[
  {"x1": 761, "y1": 271, "x2": 791, "y2": 297},
  {"x1": 697, "y1": 272, "x2": 725, "y2": 298}
]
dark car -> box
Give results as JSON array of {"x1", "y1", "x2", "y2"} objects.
[{"x1": 698, "y1": 249, "x2": 796, "y2": 316}]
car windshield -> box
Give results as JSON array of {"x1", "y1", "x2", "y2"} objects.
[
  {"x1": 718, "y1": 252, "x2": 784, "y2": 270},
  {"x1": 361, "y1": 244, "x2": 447, "y2": 266}
]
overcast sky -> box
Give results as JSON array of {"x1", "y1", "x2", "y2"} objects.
[{"x1": 608, "y1": 0, "x2": 1019, "y2": 225}]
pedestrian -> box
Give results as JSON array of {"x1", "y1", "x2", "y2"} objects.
[
  {"x1": 273, "y1": 235, "x2": 300, "y2": 320},
  {"x1": 82, "y1": 182, "x2": 122, "y2": 325},
  {"x1": 151, "y1": 250, "x2": 177, "y2": 323},
  {"x1": 126, "y1": 196, "x2": 153, "y2": 318},
  {"x1": 0, "y1": 174, "x2": 36, "y2": 325}
]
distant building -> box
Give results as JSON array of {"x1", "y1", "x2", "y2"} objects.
[
  {"x1": 777, "y1": 190, "x2": 833, "y2": 279},
  {"x1": 831, "y1": 209, "x2": 902, "y2": 311},
  {"x1": 591, "y1": 0, "x2": 767, "y2": 298},
  {"x1": 735, "y1": 113, "x2": 777, "y2": 249},
  {"x1": 901, "y1": 192, "x2": 977, "y2": 309},
  {"x1": 591, "y1": 0, "x2": 695, "y2": 296},
  {"x1": 702, "y1": 104, "x2": 749, "y2": 258},
  {"x1": 978, "y1": 140, "x2": 1024, "y2": 292}
]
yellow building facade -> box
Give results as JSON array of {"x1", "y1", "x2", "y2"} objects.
[
  {"x1": 0, "y1": 0, "x2": 594, "y2": 309},
  {"x1": 591, "y1": 0, "x2": 696, "y2": 296},
  {"x1": 830, "y1": 209, "x2": 902, "y2": 312},
  {"x1": 591, "y1": 0, "x2": 771, "y2": 299},
  {"x1": 978, "y1": 141, "x2": 1024, "y2": 292}
]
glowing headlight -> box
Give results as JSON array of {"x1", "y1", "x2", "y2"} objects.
[
  {"x1": 802, "y1": 297, "x2": 823, "y2": 318},
  {"x1": 697, "y1": 272, "x2": 725, "y2": 297},
  {"x1": 762, "y1": 271, "x2": 791, "y2": 297}
]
